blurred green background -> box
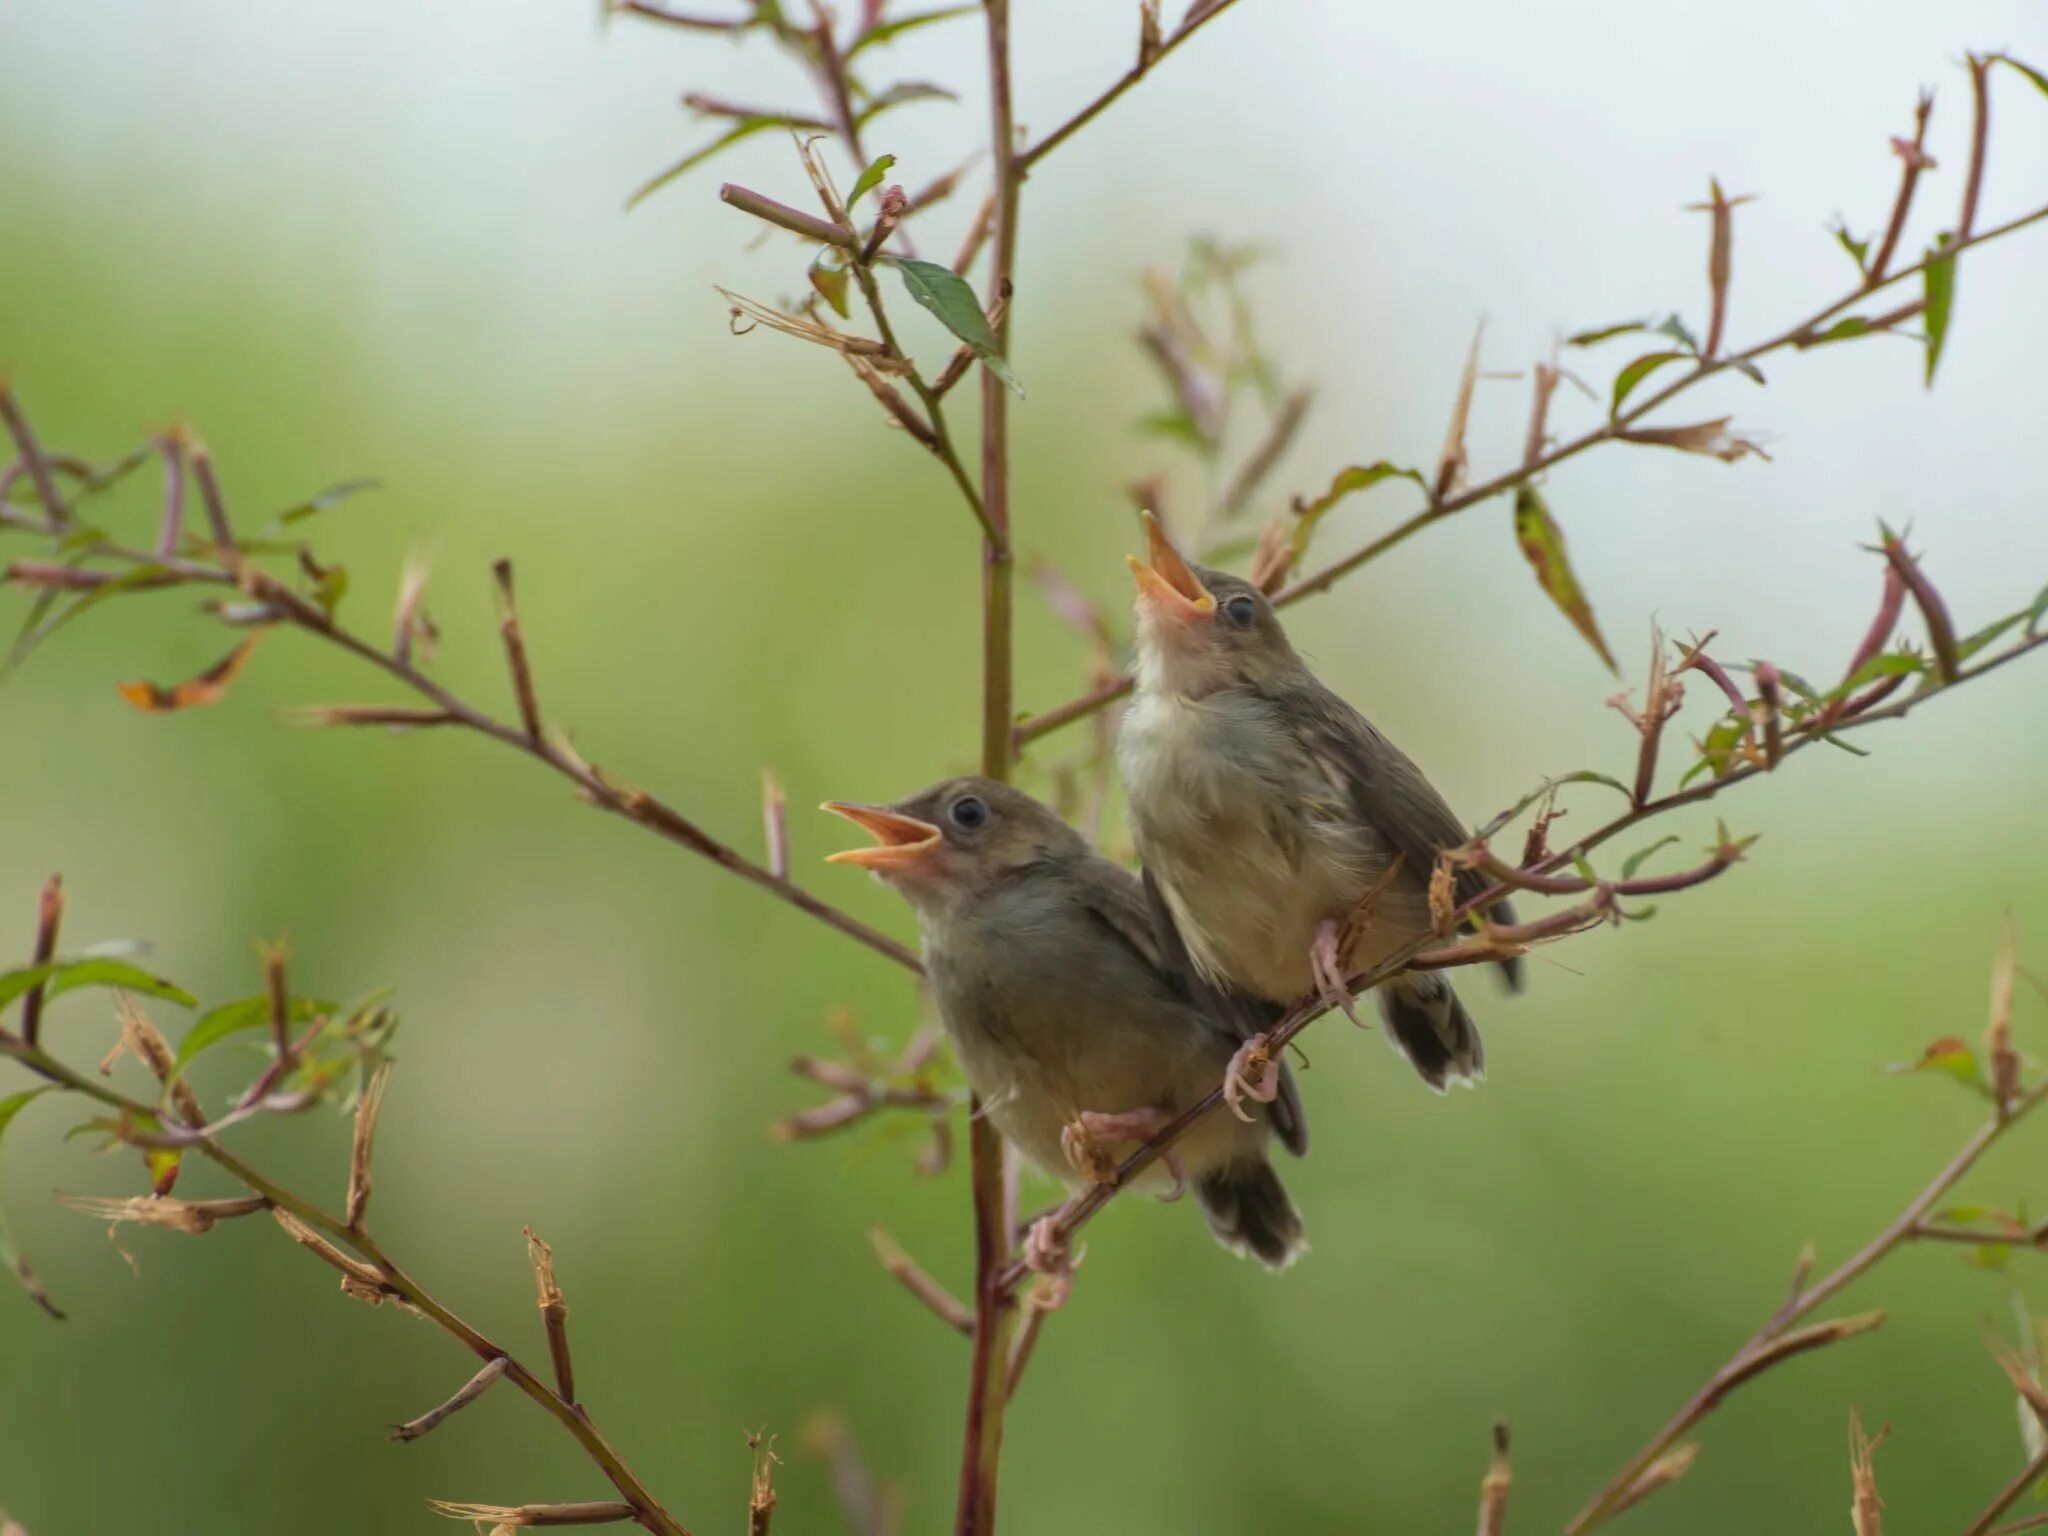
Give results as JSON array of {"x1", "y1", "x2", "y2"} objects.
[{"x1": 4, "y1": 1, "x2": 2048, "y2": 1530}]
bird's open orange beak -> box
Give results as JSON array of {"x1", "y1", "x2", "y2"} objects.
[
  {"x1": 821, "y1": 802, "x2": 943, "y2": 872},
  {"x1": 1127, "y1": 510, "x2": 1214, "y2": 624}
]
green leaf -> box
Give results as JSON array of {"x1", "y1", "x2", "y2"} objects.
[
  {"x1": 0, "y1": 958, "x2": 196, "y2": 1015},
  {"x1": 1620, "y1": 835, "x2": 1681, "y2": 880},
  {"x1": 1958, "y1": 611, "x2": 2027, "y2": 662},
  {"x1": 0, "y1": 1087, "x2": 62, "y2": 1320},
  {"x1": 1727, "y1": 358, "x2": 1767, "y2": 386},
  {"x1": 0, "y1": 1089, "x2": 52, "y2": 1141},
  {"x1": 273, "y1": 477, "x2": 380, "y2": 529},
  {"x1": 845, "y1": 3, "x2": 977, "y2": 59},
  {"x1": 847, "y1": 153, "x2": 896, "y2": 208},
  {"x1": 2026, "y1": 582, "x2": 2048, "y2": 638},
  {"x1": 855, "y1": 82, "x2": 958, "y2": 128},
  {"x1": 1831, "y1": 221, "x2": 1870, "y2": 274},
  {"x1": 4, "y1": 562, "x2": 176, "y2": 680},
  {"x1": 1134, "y1": 410, "x2": 1213, "y2": 453},
  {"x1": 1923, "y1": 233, "x2": 1956, "y2": 388},
  {"x1": 896, "y1": 258, "x2": 1023, "y2": 397},
  {"x1": 1611, "y1": 351, "x2": 1687, "y2": 415},
  {"x1": 1565, "y1": 319, "x2": 1650, "y2": 347},
  {"x1": 1887, "y1": 1035, "x2": 1991, "y2": 1097},
  {"x1": 809, "y1": 248, "x2": 851, "y2": 319},
  {"x1": 1472, "y1": 770, "x2": 1630, "y2": 840},
  {"x1": 1512, "y1": 485, "x2": 1617, "y2": 671},
  {"x1": 1654, "y1": 314, "x2": 1701, "y2": 353},
  {"x1": 1992, "y1": 54, "x2": 2048, "y2": 100},
  {"x1": 1681, "y1": 717, "x2": 1750, "y2": 787},
  {"x1": 1286, "y1": 461, "x2": 1428, "y2": 568},
  {"x1": 173, "y1": 994, "x2": 337, "y2": 1072},
  {"x1": 627, "y1": 117, "x2": 806, "y2": 210},
  {"x1": 1801, "y1": 317, "x2": 1870, "y2": 349}
]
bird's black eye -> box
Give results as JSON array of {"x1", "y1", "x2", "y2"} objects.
[
  {"x1": 1222, "y1": 593, "x2": 1258, "y2": 629},
  {"x1": 950, "y1": 795, "x2": 989, "y2": 830}
]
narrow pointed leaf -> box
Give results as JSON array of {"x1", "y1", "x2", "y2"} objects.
[
  {"x1": 0, "y1": 1087, "x2": 62, "y2": 1319},
  {"x1": 1611, "y1": 351, "x2": 1687, "y2": 415},
  {"x1": 628, "y1": 117, "x2": 803, "y2": 210},
  {"x1": 847, "y1": 154, "x2": 897, "y2": 208},
  {"x1": 1288, "y1": 461, "x2": 1428, "y2": 563},
  {"x1": 1923, "y1": 234, "x2": 1956, "y2": 388},
  {"x1": 846, "y1": 3, "x2": 977, "y2": 58},
  {"x1": 1513, "y1": 484, "x2": 1617, "y2": 671},
  {"x1": 273, "y1": 477, "x2": 380, "y2": 528}
]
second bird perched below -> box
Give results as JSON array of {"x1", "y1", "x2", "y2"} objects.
[
  {"x1": 1120, "y1": 511, "x2": 1521, "y2": 1092},
  {"x1": 823, "y1": 778, "x2": 1308, "y2": 1270}
]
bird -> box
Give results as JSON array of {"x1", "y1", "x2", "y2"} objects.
[
  {"x1": 1119, "y1": 511, "x2": 1520, "y2": 1096},
  {"x1": 822, "y1": 776, "x2": 1309, "y2": 1271}
]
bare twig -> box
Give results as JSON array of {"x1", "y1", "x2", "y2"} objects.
[
  {"x1": 871, "y1": 1227, "x2": 973, "y2": 1336},
  {"x1": 347, "y1": 1060, "x2": 390, "y2": 1230},
  {"x1": 1476, "y1": 1422, "x2": 1512, "y2": 1536},
  {"x1": 19, "y1": 873, "x2": 61, "y2": 1049},
  {"x1": 392, "y1": 1356, "x2": 510, "y2": 1443},
  {"x1": 526, "y1": 1227, "x2": 577, "y2": 1406}
]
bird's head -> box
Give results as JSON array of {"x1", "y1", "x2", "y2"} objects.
[
  {"x1": 822, "y1": 777, "x2": 1082, "y2": 913},
  {"x1": 1128, "y1": 511, "x2": 1298, "y2": 698}
]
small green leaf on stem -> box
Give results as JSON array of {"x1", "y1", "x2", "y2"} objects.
[
  {"x1": 855, "y1": 82, "x2": 959, "y2": 129},
  {"x1": 1288, "y1": 461, "x2": 1428, "y2": 564},
  {"x1": 1799, "y1": 317, "x2": 1871, "y2": 349},
  {"x1": 1654, "y1": 314, "x2": 1701, "y2": 353},
  {"x1": 0, "y1": 1087, "x2": 62, "y2": 1319},
  {"x1": 847, "y1": 154, "x2": 897, "y2": 207},
  {"x1": 809, "y1": 249, "x2": 851, "y2": 318},
  {"x1": 1886, "y1": 1035, "x2": 1991, "y2": 1097},
  {"x1": 628, "y1": 117, "x2": 808, "y2": 209},
  {"x1": 1611, "y1": 352, "x2": 1687, "y2": 416},
  {"x1": 173, "y1": 994, "x2": 335, "y2": 1071},
  {"x1": 1566, "y1": 318, "x2": 1651, "y2": 347},
  {"x1": 1991, "y1": 53, "x2": 2048, "y2": 99},
  {"x1": 274, "y1": 477, "x2": 380, "y2": 528},
  {"x1": 1512, "y1": 484, "x2": 1617, "y2": 671},
  {"x1": 1620, "y1": 835, "x2": 1681, "y2": 880},
  {"x1": 846, "y1": 3, "x2": 977, "y2": 58},
  {"x1": 1832, "y1": 221, "x2": 1871, "y2": 275},
  {"x1": 896, "y1": 259, "x2": 1022, "y2": 397},
  {"x1": 1923, "y1": 233, "x2": 1956, "y2": 387}
]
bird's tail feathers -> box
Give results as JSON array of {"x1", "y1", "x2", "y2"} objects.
[
  {"x1": 1196, "y1": 1157, "x2": 1306, "y2": 1271},
  {"x1": 1378, "y1": 970, "x2": 1484, "y2": 1092}
]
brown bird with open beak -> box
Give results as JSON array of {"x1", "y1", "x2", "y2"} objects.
[
  {"x1": 1120, "y1": 512, "x2": 1520, "y2": 1095},
  {"x1": 823, "y1": 777, "x2": 1308, "y2": 1270}
]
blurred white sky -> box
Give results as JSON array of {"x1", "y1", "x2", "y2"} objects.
[{"x1": 4, "y1": 0, "x2": 2046, "y2": 695}]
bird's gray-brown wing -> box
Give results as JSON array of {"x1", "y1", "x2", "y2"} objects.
[
  {"x1": 1279, "y1": 678, "x2": 1523, "y2": 991},
  {"x1": 1132, "y1": 863, "x2": 1309, "y2": 1158}
]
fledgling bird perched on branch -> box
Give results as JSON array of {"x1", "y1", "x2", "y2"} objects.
[
  {"x1": 1120, "y1": 512, "x2": 1521, "y2": 1095},
  {"x1": 821, "y1": 777, "x2": 1308, "y2": 1270}
]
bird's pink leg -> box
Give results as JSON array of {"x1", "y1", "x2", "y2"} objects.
[
  {"x1": 1061, "y1": 1108, "x2": 1186, "y2": 1201},
  {"x1": 1223, "y1": 1034, "x2": 1280, "y2": 1123},
  {"x1": 1310, "y1": 917, "x2": 1366, "y2": 1028},
  {"x1": 1022, "y1": 1216, "x2": 1080, "y2": 1309}
]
